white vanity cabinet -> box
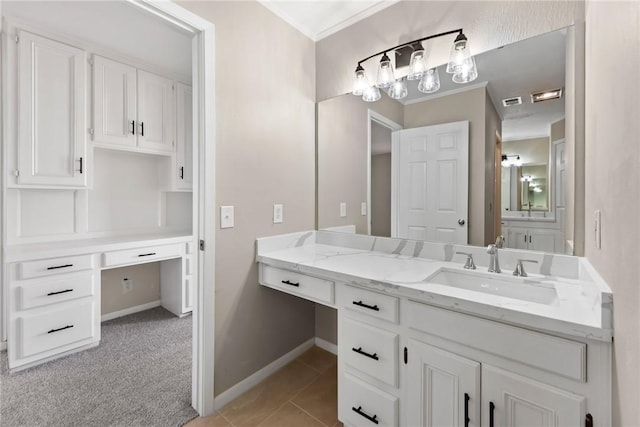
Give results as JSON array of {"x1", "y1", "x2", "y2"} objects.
[
  {"x1": 503, "y1": 219, "x2": 562, "y2": 253},
  {"x1": 174, "y1": 82, "x2": 193, "y2": 190},
  {"x1": 92, "y1": 56, "x2": 175, "y2": 154},
  {"x1": 16, "y1": 30, "x2": 87, "y2": 188}
]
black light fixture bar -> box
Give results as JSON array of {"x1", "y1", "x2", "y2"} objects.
[{"x1": 356, "y1": 28, "x2": 463, "y2": 66}]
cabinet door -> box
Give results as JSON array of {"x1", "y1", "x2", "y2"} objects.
[
  {"x1": 510, "y1": 228, "x2": 529, "y2": 250},
  {"x1": 93, "y1": 55, "x2": 137, "y2": 147},
  {"x1": 137, "y1": 70, "x2": 174, "y2": 152},
  {"x1": 405, "y1": 339, "x2": 480, "y2": 427},
  {"x1": 529, "y1": 229, "x2": 558, "y2": 253},
  {"x1": 17, "y1": 30, "x2": 87, "y2": 187},
  {"x1": 175, "y1": 82, "x2": 193, "y2": 189},
  {"x1": 482, "y1": 365, "x2": 584, "y2": 427}
]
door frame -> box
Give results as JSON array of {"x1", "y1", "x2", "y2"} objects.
[
  {"x1": 133, "y1": 1, "x2": 216, "y2": 416},
  {"x1": 367, "y1": 110, "x2": 402, "y2": 236}
]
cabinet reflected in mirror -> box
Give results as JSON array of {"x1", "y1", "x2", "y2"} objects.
[{"x1": 317, "y1": 28, "x2": 574, "y2": 254}]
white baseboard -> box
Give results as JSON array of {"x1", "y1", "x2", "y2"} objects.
[
  {"x1": 101, "y1": 300, "x2": 162, "y2": 322},
  {"x1": 315, "y1": 337, "x2": 338, "y2": 355},
  {"x1": 214, "y1": 338, "x2": 315, "y2": 411}
]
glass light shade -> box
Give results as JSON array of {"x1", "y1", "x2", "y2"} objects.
[
  {"x1": 376, "y1": 53, "x2": 395, "y2": 89},
  {"x1": 452, "y1": 56, "x2": 478, "y2": 83},
  {"x1": 352, "y1": 66, "x2": 369, "y2": 96},
  {"x1": 417, "y1": 68, "x2": 440, "y2": 94},
  {"x1": 447, "y1": 34, "x2": 471, "y2": 74},
  {"x1": 387, "y1": 79, "x2": 408, "y2": 100},
  {"x1": 407, "y1": 48, "x2": 428, "y2": 80},
  {"x1": 362, "y1": 85, "x2": 381, "y2": 102},
  {"x1": 514, "y1": 155, "x2": 523, "y2": 167}
]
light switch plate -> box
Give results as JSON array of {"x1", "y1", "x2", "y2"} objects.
[
  {"x1": 340, "y1": 202, "x2": 347, "y2": 217},
  {"x1": 361, "y1": 202, "x2": 367, "y2": 216},
  {"x1": 221, "y1": 206, "x2": 234, "y2": 229},
  {"x1": 273, "y1": 204, "x2": 283, "y2": 223},
  {"x1": 594, "y1": 210, "x2": 601, "y2": 249}
]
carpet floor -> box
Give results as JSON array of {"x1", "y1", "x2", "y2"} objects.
[{"x1": 1, "y1": 306, "x2": 197, "y2": 427}]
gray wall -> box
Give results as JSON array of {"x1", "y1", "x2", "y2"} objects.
[
  {"x1": 371, "y1": 153, "x2": 391, "y2": 237},
  {"x1": 178, "y1": 1, "x2": 317, "y2": 396},
  {"x1": 101, "y1": 263, "x2": 160, "y2": 315},
  {"x1": 584, "y1": 1, "x2": 640, "y2": 424}
]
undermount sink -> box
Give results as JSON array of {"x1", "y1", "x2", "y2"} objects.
[{"x1": 425, "y1": 268, "x2": 558, "y2": 305}]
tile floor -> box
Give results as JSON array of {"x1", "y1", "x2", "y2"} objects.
[{"x1": 185, "y1": 346, "x2": 342, "y2": 427}]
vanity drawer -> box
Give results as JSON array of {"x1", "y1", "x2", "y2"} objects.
[
  {"x1": 337, "y1": 284, "x2": 399, "y2": 324},
  {"x1": 16, "y1": 299, "x2": 96, "y2": 359},
  {"x1": 341, "y1": 316, "x2": 398, "y2": 387},
  {"x1": 405, "y1": 300, "x2": 587, "y2": 382},
  {"x1": 16, "y1": 272, "x2": 96, "y2": 310},
  {"x1": 260, "y1": 265, "x2": 334, "y2": 305},
  {"x1": 340, "y1": 373, "x2": 398, "y2": 427},
  {"x1": 102, "y1": 244, "x2": 182, "y2": 267},
  {"x1": 18, "y1": 254, "x2": 94, "y2": 280}
]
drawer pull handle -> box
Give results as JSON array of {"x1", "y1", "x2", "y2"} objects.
[
  {"x1": 489, "y1": 402, "x2": 495, "y2": 427},
  {"x1": 47, "y1": 289, "x2": 73, "y2": 296},
  {"x1": 46, "y1": 264, "x2": 73, "y2": 270},
  {"x1": 48, "y1": 325, "x2": 74, "y2": 334},
  {"x1": 281, "y1": 280, "x2": 300, "y2": 287},
  {"x1": 585, "y1": 414, "x2": 593, "y2": 427},
  {"x1": 352, "y1": 406, "x2": 378, "y2": 425},
  {"x1": 138, "y1": 253, "x2": 157, "y2": 257},
  {"x1": 464, "y1": 393, "x2": 470, "y2": 427},
  {"x1": 352, "y1": 347, "x2": 379, "y2": 361},
  {"x1": 353, "y1": 300, "x2": 379, "y2": 311}
]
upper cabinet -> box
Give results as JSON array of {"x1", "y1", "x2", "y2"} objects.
[
  {"x1": 92, "y1": 56, "x2": 174, "y2": 154},
  {"x1": 175, "y1": 82, "x2": 193, "y2": 190},
  {"x1": 17, "y1": 30, "x2": 87, "y2": 188}
]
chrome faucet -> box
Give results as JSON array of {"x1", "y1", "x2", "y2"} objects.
[
  {"x1": 487, "y1": 244, "x2": 501, "y2": 273},
  {"x1": 456, "y1": 252, "x2": 476, "y2": 269},
  {"x1": 513, "y1": 259, "x2": 539, "y2": 277}
]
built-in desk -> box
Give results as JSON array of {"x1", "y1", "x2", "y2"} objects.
[{"x1": 3, "y1": 232, "x2": 194, "y2": 371}]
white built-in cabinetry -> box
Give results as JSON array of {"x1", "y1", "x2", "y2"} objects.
[
  {"x1": 503, "y1": 220, "x2": 562, "y2": 252},
  {"x1": 258, "y1": 264, "x2": 610, "y2": 426},
  {"x1": 175, "y1": 82, "x2": 193, "y2": 190},
  {"x1": 16, "y1": 30, "x2": 87, "y2": 188},
  {"x1": 93, "y1": 55, "x2": 175, "y2": 154}
]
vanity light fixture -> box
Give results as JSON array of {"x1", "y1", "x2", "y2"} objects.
[
  {"x1": 501, "y1": 154, "x2": 522, "y2": 167},
  {"x1": 352, "y1": 28, "x2": 478, "y2": 102},
  {"x1": 521, "y1": 175, "x2": 533, "y2": 182}
]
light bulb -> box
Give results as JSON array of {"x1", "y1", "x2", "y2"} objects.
[
  {"x1": 447, "y1": 32, "x2": 471, "y2": 74},
  {"x1": 407, "y1": 46, "x2": 427, "y2": 80},
  {"x1": 452, "y1": 56, "x2": 478, "y2": 84},
  {"x1": 387, "y1": 79, "x2": 408, "y2": 100},
  {"x1": 362, "y1": 85, "x2": 381, "y2": 102},
  {"x1": 376, "y1": 52, "x2": 395, "y2": 89},
  {"x1": 417, "y1": 68, "x2": 440, "y2": 94},
  {"x1": 514, "y1": 155, "x2": 522, "y2": 167},
  {"x1": 352, "y1": 65, "x2": 368, "y2": 96}
]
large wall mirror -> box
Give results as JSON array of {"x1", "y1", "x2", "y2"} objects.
[{"x1": 317, "y1": 28, "x2": 575, "y2": 254}]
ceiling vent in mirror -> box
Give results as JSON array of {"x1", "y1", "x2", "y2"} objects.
[
  {"x1": 502, "y1": 96, "x2": 522, "y2": 107},
  {"x1": 531, "y1": 88, "x2": 563, "y2": 103}
]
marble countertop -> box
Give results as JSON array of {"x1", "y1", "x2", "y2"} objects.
[{"x1": 256, "y1": 232, "x2": 613, "y2": 342}]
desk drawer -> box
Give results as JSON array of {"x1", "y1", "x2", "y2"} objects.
[
  {"x1": 16, "y1": 272, "x2": 96, "y2": 310},
  {"x1": 337, "y1": 284, "x2": 399, "y2": 324},
  {"x1": 261, "y1": 265, "x2": 334, "y2": 305},
  {"x1": 17, "y1": 299, "x2": 96, "y2": 359},
  {"x1": 341, "y1": 316, "x2": 398, "y2": 387},
  {"x1": 19, "y1": 254, "x2": 94, "y2": 280},
  {"x1": 340, "y1": 373, "x2": 398, "y2": 427},
  {"x1": 103, "y1": 244, "x2": 181, "y2": 267}
]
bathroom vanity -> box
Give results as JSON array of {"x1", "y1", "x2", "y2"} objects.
[{"x1": 257, "y1": 231, "x2": 612, "y2": 426}]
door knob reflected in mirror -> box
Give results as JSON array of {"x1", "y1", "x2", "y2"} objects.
[{"x1": 458, "y1": 219, "x2": 466, "y2": 226}]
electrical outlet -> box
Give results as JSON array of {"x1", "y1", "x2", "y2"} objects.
[
  {"x1": 273, "y1": 204, "x2": 283, "y2": 223},
  {"x1": 594, "y1": 210, "x2": 601, "y2": 249},
  {"x1": 122, "y1": 277, "x2": 132, "y2": 294},
  {"x1": 340, "y1": 202, "x2": 347, "y2": 217},
  {"x1": 361, "y1": 202, "x2": 367, "y2": 216}
]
